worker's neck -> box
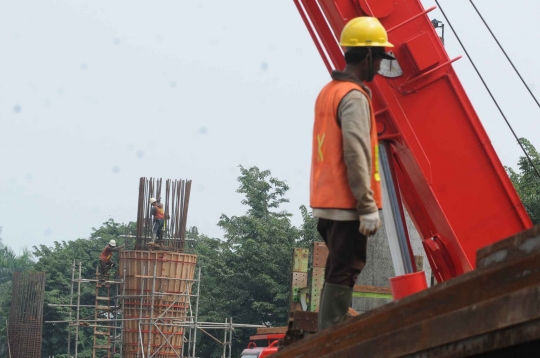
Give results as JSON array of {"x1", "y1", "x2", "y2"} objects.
[{"x1": 343, "y1": 65, "x2": 365, "y2": 82}]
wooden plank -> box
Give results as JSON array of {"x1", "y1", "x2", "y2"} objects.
[
  {"x1": 273, "y1": 248, "x2": 540, "y2": 357},
  {"x1": 256, "y1": 327, "x2": 288, "y2": 335},
  {"x1": 323, "y1": 285, "x2": 540, "y2": 357},
  {"x1": 477, "y1": 224, "x2": 540, "y2": 270},
  {"x1": 353, "y1": 285, "x2": 392, "y2": 295}
]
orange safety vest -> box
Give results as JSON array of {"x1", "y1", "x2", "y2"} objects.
[
  {"x1": 154, "y1": 204, "x2": 165, "y2": 220},
  {"x1": 100, "y1": 246, "x2": 113, "y2": 261},
  {"x1": 310, "y1": 80, "x2": 382, "y2": 210}
]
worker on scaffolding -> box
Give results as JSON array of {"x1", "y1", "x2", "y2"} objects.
[
  {"x1": 99, "y1": 239, "x2": 125, "y2": 277},
  {"x1": 310, "y1": 17, "x2": 393, "y2": 330},
  {"x1": 150, "y1": 197, "x2": 165, "y2": 244}
]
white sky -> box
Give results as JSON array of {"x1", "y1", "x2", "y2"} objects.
[{"x1": 1, "y1": 0, "x2": 539, "y2": 252}]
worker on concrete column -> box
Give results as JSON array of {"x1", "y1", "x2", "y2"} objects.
[
  {"x1": 310, "y1": 17, "x2": 393, "y2": 331},
  {"x1": 99, "y1": 239, "x2": 125, "y2": 276},
  {"x1": 150, "y1": 197, "x2": 165, "y2": 244}
]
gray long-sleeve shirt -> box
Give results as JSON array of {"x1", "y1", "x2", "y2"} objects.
[{"x1": 313, "y1": 71, "x2": 378, "y2": 221}]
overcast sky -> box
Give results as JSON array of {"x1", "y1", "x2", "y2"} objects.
[{"x1": 1, "y1": 0, "x2": 539, "y2": 252}]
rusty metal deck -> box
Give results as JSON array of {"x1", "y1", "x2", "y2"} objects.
[{"x1": 274, "y1": 225, "x2": 540, "y2": 357}]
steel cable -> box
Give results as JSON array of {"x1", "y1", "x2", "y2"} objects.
[
  {"x1": 435, "y1": 0, "x2": 540, "y2": 179},
  {"x1": 469, "y1": 0, "x2": 540, "y2": 112}
]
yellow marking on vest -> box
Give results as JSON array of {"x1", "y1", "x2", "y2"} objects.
[
  {"x1": 317, "y1": 134, "x2": 325, "y2": 162},
  {"x1": 374, "y1": 145, "x2": 381, "y2": 181}
]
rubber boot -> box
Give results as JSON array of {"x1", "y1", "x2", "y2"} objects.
[
  {"x1": 318, "y1": 282, "x2": 353, "y2": 331},
  {"x1": 151, "y1": 233, "x2": 156, "y2": 244}
]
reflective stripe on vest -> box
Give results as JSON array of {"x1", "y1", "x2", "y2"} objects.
[{"x1": 310, "y1": 80, "x2": 382, "y2": 210}]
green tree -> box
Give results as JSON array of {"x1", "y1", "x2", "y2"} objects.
[
  {"x1": 193, "y1": 166, "x2": 320, "y2": 357},
  {"x1": 0, "y1": 244, "x2": 34, "y2": 284},
  {"x1": 297, "y1": 205, "x2": 321, "y2": 248},
  {"x1": 506, "y1": 138, "x2": 540, "y2": 224}
]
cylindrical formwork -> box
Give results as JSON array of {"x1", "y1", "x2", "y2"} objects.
[{"x1": 120, "y1": 250, "x2": 197, "y2": 357}]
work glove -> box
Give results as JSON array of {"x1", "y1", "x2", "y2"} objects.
[{"x1": 359, "y1": 211, "x2": 381, "y2": 237}]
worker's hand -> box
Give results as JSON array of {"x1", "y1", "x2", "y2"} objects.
[{"x1": 359, "y1": 211, "x2": 381, "y2": 237}]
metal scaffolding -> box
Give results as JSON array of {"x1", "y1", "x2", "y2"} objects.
[
  {"x1": 47, "y1": 261, "x2": 264, "y2": 357},
  {"x1": 44, "y1": 177, "x2": 263, "y2": 356}
]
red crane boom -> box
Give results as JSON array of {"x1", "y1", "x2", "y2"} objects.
[{"x1": 295, "y1": 0, "x2": 533, "y2": 282}]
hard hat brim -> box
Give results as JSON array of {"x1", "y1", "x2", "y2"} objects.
[
  {"x1": 369, "y1": 46, "x2": 396, "y2": 60},
  {"x1": 380, "y1": 52, "x2": 396, "y2": 60},
  {"x1": 339, "y1": 41, "x2": 394, "y2": 48}
]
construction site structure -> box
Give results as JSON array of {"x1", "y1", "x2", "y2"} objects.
[
  {"x1": 135, "y1": 177, "x2": 192, "y2": 251},
  {"x1": 290, "y1": 242, "x2": 398, "y2": 312},
  {"x1": 275, "y1": 224, "x2": 540, "y2": 357},
  {"x1": 7, "y1": 272, "x2": 46, "y2": 358},
  {"x1": 270, "y1": 0, "x2": 540, "y2": 355},
  {"x1": 48, "y1": 258, "x2": 265, "y2": 357},
  {"x1": 45, "y1": 176, "x2": 266, "y2": 357},
  {"x1": 120, "y1": 250, "x2": 197, "y2": 357},
  {"x1": 92, "y1": 268, "x2": 120, "y2": 357},
  {"x1": 294, "y1": 0, "x2": 533, "y2": 286},
  {"x1": 284, "y1": 241, "x2": 404, "y2": 346}
]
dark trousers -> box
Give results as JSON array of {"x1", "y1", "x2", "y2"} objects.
[
  {"x1": 99, "y1": 260, "x2": 114, "y2": 275},
  {"x1": 317, "y1": 218, "x2": 368, "y2": 288}
]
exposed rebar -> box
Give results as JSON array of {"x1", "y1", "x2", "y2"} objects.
[
  {"x1": 135, "y1": 178, "x2": 193, "y2": 251},
  {"x1": 75, "y1": 263, "x2": 82, "y2": 358},
  {"x1": 67, "y1": 260, "x2": 75, "y2": 356},
  {"x1": 7, "y1": 272, "x2": 46, "y2": 358}
]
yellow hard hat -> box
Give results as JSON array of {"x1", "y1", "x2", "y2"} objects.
[{"x1": 340, "y1": 17, "x2": 394, "y2": 48}]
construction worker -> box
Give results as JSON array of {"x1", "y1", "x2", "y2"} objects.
[
  {"x1": 150, "y1": 197, "x2": 165, "y2": 243},
  {"x1": 310, "y1": 17, "x2": 393, "y2": 330},
  {"x1": 99, "y1": 239, "x2": 125, "y2": 277}
]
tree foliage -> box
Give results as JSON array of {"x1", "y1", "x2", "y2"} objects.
[
  {"x1": 506, "y1": 138, "x2": 540, "y2": 224},
  {"x1": 193, "y1": 166, "x2": 319, "y2": 357}
]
